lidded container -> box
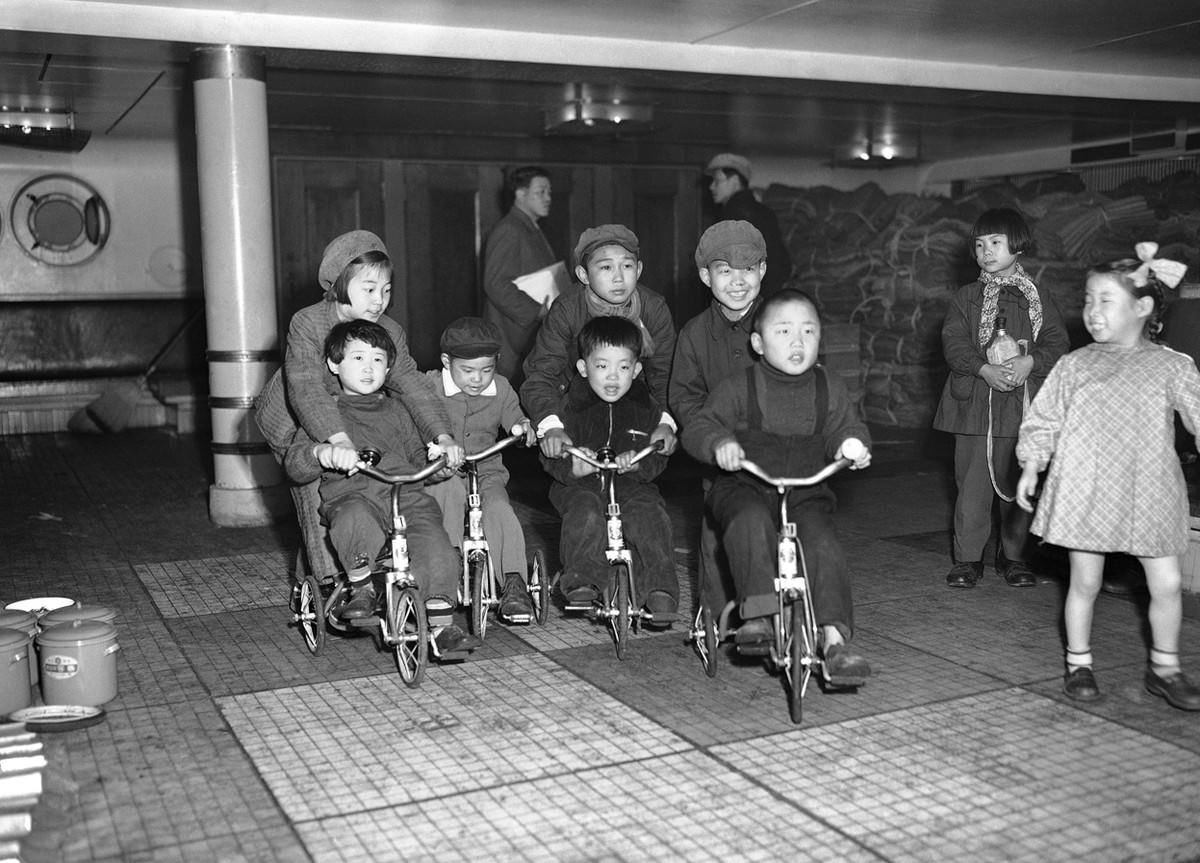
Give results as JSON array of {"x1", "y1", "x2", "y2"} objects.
[
  {"x1": 41, "y1": 605, "x2": 117, "y2": 629},
  {"x1": 4, "y1": 597, "x2": 76, "y2": 621},
  {"x1": 36, "y1": 620, "x2": 120, "y2": 707},
  {"x1": 0, "y1": 627, "x2": 34, "y2": 716},
  {"x1": 0, "y1": 610, "x2": 39, "y2": 687}
]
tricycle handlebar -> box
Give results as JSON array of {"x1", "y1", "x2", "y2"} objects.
[
  {"x1": 739, "y1": 457, "x2": 850, "y2": 490},
  {"x1": 351, "y1": 455, "x2": 448, "y2": 484},
  {"x1": 560, "y1": 440, "x2": 663, "y2": 470},
  {"x1": 464, "y1": 432, "x2": 524, "y2": 464}
]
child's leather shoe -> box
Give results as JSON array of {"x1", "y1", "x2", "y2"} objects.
[
  {"x1": 735, "y1": 618, "x2": 772, "y2": 655},
  {"x1": 340, "y1": 581, "x2": 377, "y2": 620},
  {"x1": 434, "y1": 624, "x2": 481, "y2": 654},
  {"x1": 498, "y1": 574, "x2": 534, "y2": 624},
  {"x1": 643, "y1": 590, "x2": 678, "y2": 627},
  {"x1": 945, "y1": 561, "x2": 983, "y2": 588},
  {"x1": 823, "y1": 643, "x2": 871, "y2": 687},
  {"x1": 1145, "y1": 669, "x2": 1200, "y2": 711},
  {"x1": 1063, "y1": 667, "x2": 1100, "y2": 702}
]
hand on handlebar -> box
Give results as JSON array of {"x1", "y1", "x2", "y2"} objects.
[
  {"x1": 436, "y1": 434, "x2": 465, "y2": 470},
  {"x1": 513, "y1": 421, "x2": 538, "y2": 448},
  {"x1": 837, "y1": 437, "x2": 872, "y2": 470},
  {"x1": 317, "y1": 440, "x2": 361, "y2": 472},
  {"x1": 539, "y1": 427, "x2": 572, "y2": 459},
  {"x1": 713, "y1": 437, "x2": 745, "y2": 473},
  {"x1": 649, "y1": 422, "x2": 677, "y2": 456}
]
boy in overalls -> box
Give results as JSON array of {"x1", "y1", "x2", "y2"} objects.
[{"x1": 681, "y1": 289, "x2": 873, "y2": 684}]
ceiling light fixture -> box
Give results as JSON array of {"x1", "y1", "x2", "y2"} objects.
[
  {"x1": 545, "y1": 83, "x2": 653, "y2": 136},
  {"x1": 833, "y1": 126, "x2": 920, "y2": 169},
  {"x1": 0, "y1": 106, "x2": 90, "y2": 152}
]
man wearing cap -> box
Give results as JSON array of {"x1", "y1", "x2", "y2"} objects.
[
  {"x1": 705, "y1": 153, "x2": 793, "y2": 296},
  {"x1": 520, "y1": 223, "x2": 677, "y2": 457},
  {"x1": 424, "y1": 316, "x2": 539, "y2": 623},
  {"x1": 482, "y1": 166, "x2": 560, "y2": 385}
]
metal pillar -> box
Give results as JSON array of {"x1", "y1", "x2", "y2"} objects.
[{"x1": 191, "y1": 45, "x2": 288, "y2": 526}]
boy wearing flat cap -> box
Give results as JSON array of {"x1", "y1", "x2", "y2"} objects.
[
  {"x1": 705, "y1": 154, "x2": 793, "y2": 296},
  {"x1": 670, "y1": 220, "x2": 771, "y2": 655},
  {"x1": 425, "y1": 317, "x2": 539, "y2": 623},
  {"x1": 521, "y1": 224, "x2": 677, "y2": 460}
]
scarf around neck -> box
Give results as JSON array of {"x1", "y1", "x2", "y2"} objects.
[
  {"x1": 584, "y1": 286, "x2": 655, "y2": 358},
  {"x1": 977, "y1": 262, "x2": 1043, "y2": 347}
]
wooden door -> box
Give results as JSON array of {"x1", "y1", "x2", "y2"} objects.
[
  {"x1": 273, "y1": 159, "x2": 386, "y2": 336},
  {"x1": 597, "y1": 166, "x2": 705, "y2": 326},
  {"x1": 400, "y1": 164, "x2": 487, "y2": 369}
]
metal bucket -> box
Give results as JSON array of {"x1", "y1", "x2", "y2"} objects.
[
  {"x1": 41, "y1": 605, "x2": 117, "y2": 629},
  {"x1": 36, "y1": 620, "x2": 120, "y2": 707},
  {"x1": 0, "y1": 610, "x2": 39, "y2": 687},
  {"x1": 0, "y1": 627, "x2": 33, "y2": 717}
]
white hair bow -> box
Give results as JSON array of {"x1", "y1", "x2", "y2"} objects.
[{"x1": 1133, "y1": 242, "x2": 1187, "y2": 289}]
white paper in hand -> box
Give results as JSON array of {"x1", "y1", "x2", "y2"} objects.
[{"x1": 513, "y1": 261, "x2": 568, "y2": 307}]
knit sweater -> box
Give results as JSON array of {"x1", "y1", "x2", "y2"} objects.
[
  {"x1": 283, "y1": 391, "x2": 428, "y2": 508},
  {"x1": 682, "y1": 363, "x2": 869, "y2": 464},
  {"x1": 283, "y1": 300, "x2": 450, "y2": 445}
]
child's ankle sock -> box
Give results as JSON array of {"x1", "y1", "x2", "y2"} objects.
[
  {"x1": 347, "y1": 565, "x2": 372, "y2": 587},
  {"x1": 1150, "y1": 648, "x2": 1181, "y2": 678},
  {"x1": 1065, "y1": 648, "x2": 1093, "y2": 672}
]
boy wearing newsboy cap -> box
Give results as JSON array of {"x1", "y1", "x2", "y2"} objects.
[
  {"x1": 669, "y1": 220, "x2": 771, "y2": 652},
  {"x1": 424, "y1": 316, "x2": 540, "y2": 623},
  {"x1": 520, "y1": 224, "x2": 678, "y2": 461},
  {"x1": 704, "y1": 154, "x2": 793, "y2": 295}
]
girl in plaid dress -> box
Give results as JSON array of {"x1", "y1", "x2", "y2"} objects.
[{"x1": 1016, "y1": 245, "x2": 1200, "y2": 710}]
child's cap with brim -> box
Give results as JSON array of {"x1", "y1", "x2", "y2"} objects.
[
  {"x1": 695, "y1": 220, "x2": 767, "y2": 269},
  {"x1": 440, "y1": 316, "x2": 502, "y2": 359},
  {"x1": 318, "y1": 230, "x2": 388, "y2": 291},
  {"x1": 574, "y1": 224, "x2": 639, "y2": 267}
]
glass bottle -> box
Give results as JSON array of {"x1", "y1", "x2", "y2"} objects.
[{"x1": 986, "y1": 314, "x2": 1020, "y2": 365}]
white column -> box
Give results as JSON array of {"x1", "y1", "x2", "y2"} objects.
[{"x1": 192, "y1": 45, "x2": 288, "y2": 526}]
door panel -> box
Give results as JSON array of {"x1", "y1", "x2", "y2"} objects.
[
  {"x1": 402, "y1": 164, "x2": 483, "y2": 369},
  {"x1": 273, "y1": 159, "x2": 385, "y2": 336}
]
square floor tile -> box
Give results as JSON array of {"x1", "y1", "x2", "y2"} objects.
[
  {"x1": 134, "y1": 553, "x2": 292, "y2": 618},
  {"x1": 295, "y1": 751, "x2": 877, "y2": 863},
  {"x1": 714, "y1": 688, "x2": 1200, "y2": 863},
  {"x1": 217, "y1": 653, "x2": 692, "y2": 821}
]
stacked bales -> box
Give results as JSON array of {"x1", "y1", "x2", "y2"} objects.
[{"x1": 764, "y1": 171, "x2": 1200, "y2": 429}]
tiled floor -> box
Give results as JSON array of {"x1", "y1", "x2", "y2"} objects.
[{"x1": 3, "y1": 428, "x2": 1200, "y2": 862}]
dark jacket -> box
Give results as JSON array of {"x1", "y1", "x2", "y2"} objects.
[
  {"x1": 539, "y1": 374, "x2": 668, "y2": 490},
  {"x1": 521, "y1": 283, "x2": 676, "y2": 426},
  {"x1": 482, "y1": 208, "x2": 558, "y2": 379},
  {"x1": 669, "y1": 296, "x2": 761, "y2": 430},
  {"x1": 932, "y1": 279, "x2": 1069, "y2": 436}
]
